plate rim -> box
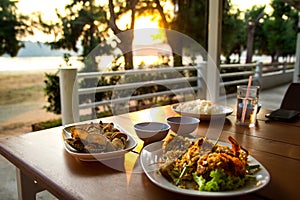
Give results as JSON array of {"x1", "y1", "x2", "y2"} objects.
[
  {"x1": 62, "y1": 123, "x2": 137, "y2": 161},
  {"x1": 140, "y1": 140, "x2": 271, "y2": 197}
]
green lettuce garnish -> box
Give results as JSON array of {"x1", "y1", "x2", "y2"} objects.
[{"x1": 193, "y1": 169, "x2": 248, "y2": 192}]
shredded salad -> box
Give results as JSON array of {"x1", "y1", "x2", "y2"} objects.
[{"x1": 159, "y1": 135, "x2": 260, "y2": 192}]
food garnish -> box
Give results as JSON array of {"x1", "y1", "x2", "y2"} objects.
[
  {"x1": 159, "y1": 135, "x2": 259, "y2": 192},
  {"x1": 65, "y1": 121, "x2": 128, "y2": 153}
]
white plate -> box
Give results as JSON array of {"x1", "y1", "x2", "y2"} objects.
[
  {"x1": 172, "y1": 104, "x2": 233, "y2": 120},
  {"x1": 62, "y1": 124, "x2": 137, "y2": 161},
  {"x1": 140, "y1": 141, "x2": 270, "y2": 197}
]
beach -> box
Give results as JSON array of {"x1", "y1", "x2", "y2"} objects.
[
  {"x1": 0, "y1": 70, "x2": 61, "y2": 138},
  {"x1": 0, "y1": 69, "x2": 61, "y2": 199}
]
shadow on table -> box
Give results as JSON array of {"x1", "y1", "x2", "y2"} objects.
[{"x1": 63, "y1": 150, "x2": 125, "y2": 176}]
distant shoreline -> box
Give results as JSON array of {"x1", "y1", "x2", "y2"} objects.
[
  {"x1": 1, "y1": 41, "x2": 79, "y2": 57},
  {"x1": 0, "y1": 69, "x2": 58, "y2": 75},
  {"x1": 0, "y1": 56, "x2": 83, "y2": 72}
]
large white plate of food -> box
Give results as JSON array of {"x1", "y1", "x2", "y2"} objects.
[
  {"x1": 172, "y1": 99, "x2": 233, "y2": 120},
  {"x1": 62, "y1": 121, "x2": 137, "y2": 161},
  {"x1": 140, "y1": 135, "x2": 270, "y2": 197}
]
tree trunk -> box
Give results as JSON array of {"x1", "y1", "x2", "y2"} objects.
[
  {"x1": 166, "y1": 31, "x2": 183, "y2": 66},
  {"x1": 246, "y1": 25, "x2": 255, "y2": 63},
  {"x1": 245, "y1": 9, "x2": 264, "y2": 64},
  {"x1": 237, "y1": 50, "x2": 241, "y2": 63},
  {"x1": 116, "y1": 32, "x2": 134, "y2": 70},
  {"x1": 123, "y1": 51, "x2": 134, "y2": 70},
  {"x1": 108, "y1": 0, "x2": 136, "y2": 70},
  {"x1": 155, "y1": 0, "x2": 184, "y2": 67}
]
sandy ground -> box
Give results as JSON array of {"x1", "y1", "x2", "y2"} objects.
[
  {"x1": 0, "y1": 70, "x2": 61, "y2": 139},
  {"x1": 0, "y1": 70, "x2": 61, "y2": 199}
]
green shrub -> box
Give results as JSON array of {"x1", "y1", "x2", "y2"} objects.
[{"x1": 43, "y1": 72, "x2": 61, "y2": 114}]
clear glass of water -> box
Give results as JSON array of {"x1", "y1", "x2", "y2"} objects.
[{"x1": 236, "y1": 85, "x2": 260, "y2": 127}]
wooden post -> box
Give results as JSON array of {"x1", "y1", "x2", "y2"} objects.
[
  {"x1": 16, "y1": 169, "x2": 44, "y2": 200},
  {"x1": 207, "y1": 0, "x2": 223, "y2": 102},
  {"x1": 59, "y1": 67, "x2": 79, "y2": 125},
  {"x1": 293, "y1": 14, "x2": 300, "y2": 83}
]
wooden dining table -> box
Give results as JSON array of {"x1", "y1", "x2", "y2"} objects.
[{"x1": 0, "y1": 104, "x2": 299, "y2": 200}]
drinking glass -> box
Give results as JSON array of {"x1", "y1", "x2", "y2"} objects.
[{"x1": 236, "y1": 85, "x2": 260, "y2": 127}]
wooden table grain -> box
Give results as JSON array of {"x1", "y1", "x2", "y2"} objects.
[{"x1": 0, "y1": 105, "x2": 299, "y2": 200}]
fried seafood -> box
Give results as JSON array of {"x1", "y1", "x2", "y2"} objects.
[
  {"x1": 159, "y1": 136, "x2": 255, "y2": 191},
  {"x1": 65, "y1": 121, "x2": 128, "y2": 153}
]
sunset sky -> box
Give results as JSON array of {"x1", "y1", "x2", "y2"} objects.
[
  {"x1": 16, "y1": 0, "x2": 272, "y2": 42},
  {"x1": 231, "y1": 0, "x2": 272, "y2": 11},
  {"x1": 17, "y1": 0, "x2": 272, "y2": 21}
]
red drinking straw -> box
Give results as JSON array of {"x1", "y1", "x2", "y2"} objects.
[{"x1": 241, "y1": 75, "x2": 253, "y2": 123}]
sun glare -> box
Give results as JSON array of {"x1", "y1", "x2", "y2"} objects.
[
  {"x1": 134, "y1": 15, "x2": 165, "y2": 45},
  {"x1": 135, "y1": 16, "x2": 159, "y2": 29},
  {"x1": 132, "y1": 15, "x2": 171, "y2": 67}
]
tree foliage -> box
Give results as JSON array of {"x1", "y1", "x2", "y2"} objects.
[
  {"x1": 43, "y1": 72, "x2": 61, "y2": 114},
  {"x1": 44, "y1": 0, "x2": 109, "y2": 58},
  {"x1": 257, "y1": 0, "x2": 298, "y2": 62},
  {"x1": 0, "y1": 0, "x2": 32, "y2": 56},
  {"x1": 41, "y1": 0, "x2": 138, "y2": 70},
  {"x1": 163, "y1": 0, "x2": 208, "y2": 66},
  {"x1": 222, "y1": 0, "x2": 246, "y2": 64}
]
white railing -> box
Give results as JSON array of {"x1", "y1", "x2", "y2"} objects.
[
  {"x1": 75, "y1": 65, "x2": 206, "y2": 121},
  {"x1": 59, "y1": 61, "x2": 294, "y2": 125}
]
